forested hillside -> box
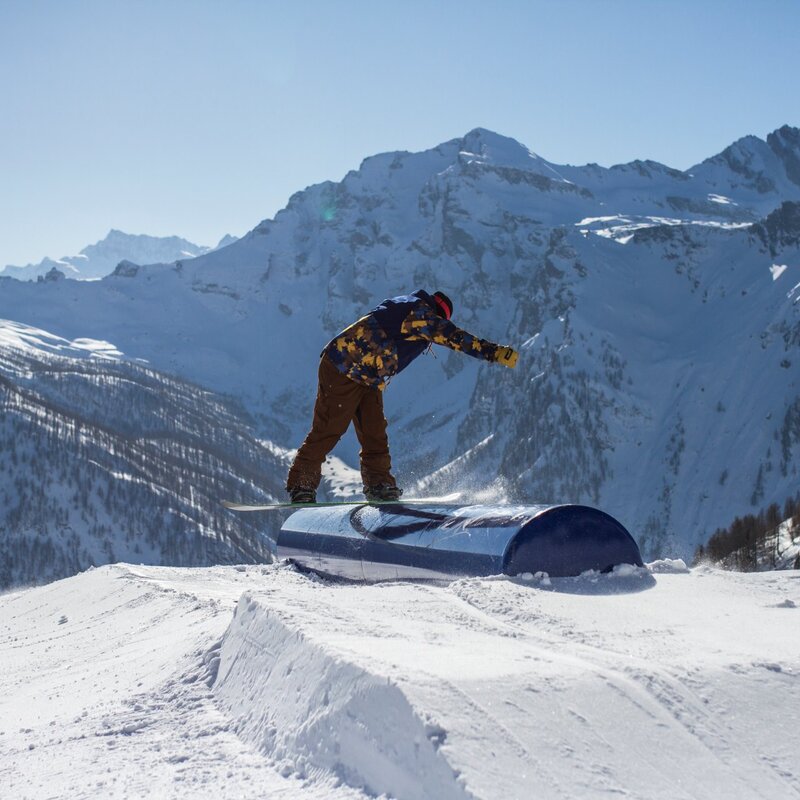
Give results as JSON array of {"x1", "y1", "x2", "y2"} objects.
[{"x1": 0, "y1": 321, "x2": 286, "y2": 589}]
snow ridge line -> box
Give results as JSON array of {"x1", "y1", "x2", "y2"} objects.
[{"x1": 212, "y1": 592, "x2": 473, "y2": 800}]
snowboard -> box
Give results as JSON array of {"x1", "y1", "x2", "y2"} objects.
[{"x1": 222, "y1": 493, "x2": 461, "y2": 512}]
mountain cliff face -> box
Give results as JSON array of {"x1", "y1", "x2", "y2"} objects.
[
  {"x1": 1, "y1": 126, "x2": 799, "y2": 562},
  {"x1": 0, "y1": 321, "x2": 286, "y2": 589}
]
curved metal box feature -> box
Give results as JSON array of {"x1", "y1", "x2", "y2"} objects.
[{"x1": 277, "y1": 503, "x2": 642, "y2": 581}]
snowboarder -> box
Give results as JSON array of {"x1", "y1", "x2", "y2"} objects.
[{"x1": 285, "y1": 290, "x2": 518, "y2": 504}]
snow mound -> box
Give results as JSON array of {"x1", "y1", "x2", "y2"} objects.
[
  {"x1": 213, "y1": 592, "x2": 470, "y2": 799},
  {"x1": 647, "y1": 558, "x2": 690, "y2": 574},
  {"x1": 208, "y1": 564, "x2": 800, "y2": 799}
]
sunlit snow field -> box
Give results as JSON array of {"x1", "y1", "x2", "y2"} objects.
[{"x1": 1, "y1": 561, "x2": 798, "y2": 799}]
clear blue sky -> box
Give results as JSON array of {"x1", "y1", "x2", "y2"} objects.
[{"x1": 1, "y1": 0, "x2": 799, "y2": 267}]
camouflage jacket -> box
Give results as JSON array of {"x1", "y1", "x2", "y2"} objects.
[{"x1": 324, "y1": 290, "x2": 499, "y2": 388}]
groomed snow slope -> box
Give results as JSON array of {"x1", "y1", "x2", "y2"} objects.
[{"x1": 1, "y1": 563, "x2": 799, "y2": 799}]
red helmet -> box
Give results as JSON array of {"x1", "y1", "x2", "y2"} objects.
[{"x1": 433, "y1": 291, "x2": 453, "y2": 320}]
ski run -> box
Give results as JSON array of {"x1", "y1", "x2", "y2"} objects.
[{"x1": 1, "y1": 560, "x2": 798, "y2": 799}]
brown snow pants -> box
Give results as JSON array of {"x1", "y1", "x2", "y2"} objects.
[{"x1": 286, "y1": 355, "x2": 396, "y2": 491}]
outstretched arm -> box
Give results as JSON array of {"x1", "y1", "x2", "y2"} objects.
[{"x1": 401, "y1": 305, "x2": 518, "y2": 367}]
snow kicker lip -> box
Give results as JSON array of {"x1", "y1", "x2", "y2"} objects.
[
  {"x1": 276, "y1": 503, "x2": 642, "y2": 581},
  {"x1": 213, "y1": 592, "x2": 473, "y2": 800}
]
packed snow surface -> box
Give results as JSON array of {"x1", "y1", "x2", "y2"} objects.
[{"x1": 1, "y1": 562, "x2": 798, "y2": 799}]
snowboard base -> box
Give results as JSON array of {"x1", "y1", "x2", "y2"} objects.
[{"x1": 222, "y1": 494, "x2": 461, "y2": 512}]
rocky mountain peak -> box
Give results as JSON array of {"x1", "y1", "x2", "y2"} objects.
[
  {"x1": 457, "y1": 127, "x2": 555, "y2": 176},
  {"x1": 766, "y1": 125, "x2": 800, "y2": 187},
  {"x1": 706, "y1": 135, "x2": 775, "y2": 189},
  {"x1": 38, "y1": 266, "x2": 65, "y2": 282}
]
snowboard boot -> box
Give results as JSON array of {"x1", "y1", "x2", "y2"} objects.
[
  {"x1": 363, "y1": 483, "x2": 403, "y2": 502},
  {"x1": 287, "y1": 486, "x2": 316, "y2": 504}
]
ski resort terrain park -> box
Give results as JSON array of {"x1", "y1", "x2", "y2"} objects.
[{"x1": 1, "y1": 561, "x2": 798, "y2": 799}]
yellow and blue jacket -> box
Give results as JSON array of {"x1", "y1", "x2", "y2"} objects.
[{"x1": 324, "y1": 290, "x2": 500, "y2": 388}]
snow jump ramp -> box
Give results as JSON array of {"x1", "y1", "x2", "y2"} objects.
[{"x1": 276, "y1": 503, "x2": 642, "y2": 580}]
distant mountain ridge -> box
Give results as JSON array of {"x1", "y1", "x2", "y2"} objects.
[
  {"x1": 1, "y1": 229, "x2": 239, "y2": 281},
  {"x1": 1, "y1": 125, "x2": 799, "y2": 563}
]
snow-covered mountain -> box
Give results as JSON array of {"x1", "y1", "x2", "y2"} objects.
[
  {"x1": 0, "y1": 319, "x2": 286, "y2": 589},
  {"x1": 1, "y1": 126, "x2": 799, "y2": 562},
  {"x1": 0, "y1": 229, "x2": 223, "y2": 281}
]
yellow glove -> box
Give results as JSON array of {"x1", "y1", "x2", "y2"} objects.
[{"x1": 494, "y1": 346, "x2": 518, "y2": 369}]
